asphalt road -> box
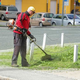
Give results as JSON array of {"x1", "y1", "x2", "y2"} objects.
[{"x1": 0, "y1": 26, "x2": 80, "y2": 50}]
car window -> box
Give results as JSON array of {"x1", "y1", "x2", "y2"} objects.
[
  {"x1": 8, "y1": 6, "x2": 18, "y2": 11},
  {"x1": 64, "y1": 16, "x2": 67, "y2": 18},
  {"x1": 56, "y1": 15, "x2": 62, "y2": 19},
  {"x1": 31, "y1": 14, "x2": 37, "y2": 19},
  {"x1": 0, "y1": 6, "x2": 1, "y2": 10},
  {"x1": 37, "y1": 14, "x2": 42, "y2": 18},
  {"x1": 0, "y1": 6, "x2": 6, "y2": 11},
  {"x1": 53, "y1": 15, "x2": 57, "y2": 18},
  {"x1": 43, "y1": 13, "x2": 53, "y2": 18},
  {"x1": 53, "y1": 16, "x2": 56, "y2": 18},
  {"x1": 63, "y1": 16, "x2": 67, "y2": 19},
  {"x1": 67, "y1": 15, "x2": 80, "y2": 19}
]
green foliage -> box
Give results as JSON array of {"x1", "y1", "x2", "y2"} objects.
[{"x1": 0, "y1": 45, "x2": 80, "y2": 70}]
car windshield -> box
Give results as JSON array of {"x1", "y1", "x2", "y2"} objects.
[
  {"x1": 67, "y1": 15, "x2": 80, "y2": 19},
  {"x1": 8, "y1": 6, "x2": 18, "y2": 11},
  {"x1": 43, "y1": 13, "x2": 54, "y2": 18}
]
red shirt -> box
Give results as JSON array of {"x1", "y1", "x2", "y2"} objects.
[{"x1": 13, "y1": 12, "x2": 31, "y2": 35}]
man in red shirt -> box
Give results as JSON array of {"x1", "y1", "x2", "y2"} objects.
[{"x1": 12, "y1": 6, "x2": 36, "y2": 67}]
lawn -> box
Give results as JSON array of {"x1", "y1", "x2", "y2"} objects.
[{"x1": 0, "y1": 44, "x2": 80, "y2": 70}]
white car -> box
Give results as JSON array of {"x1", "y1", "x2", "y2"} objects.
[{"x1": 52, "y1": 14, "x2": 80, "y2": 26}]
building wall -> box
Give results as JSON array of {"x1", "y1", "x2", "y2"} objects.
[
  {"x1": 65, "y1": 0, "x2": 71, "y2": 14},
  {"x1": 1, "y1": 0, "x2": 15, "y2": 6},
  {"x1": 48, "y1": 0, "x2": 51, "y2": 12},
  {"x1": 22, "y1": 0, "x2": 47, "y2": 12},
  {"x1": 71, "y1": 0, "x2": 80, "y2": 12},
  {"x1": 1, "y1": 0, "x2": 79, "y2": 14},
  {"x1": 59, "y1": 0, "x2": 71, "y2": 14}
]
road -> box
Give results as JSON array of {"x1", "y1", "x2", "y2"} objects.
[{"x1": 0, "y1": 26, "x2": 80, "y2": 50}]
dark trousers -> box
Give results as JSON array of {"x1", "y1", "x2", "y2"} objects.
[{"x1": 12, "y1": 33, "x2": 28, "y2": 66}]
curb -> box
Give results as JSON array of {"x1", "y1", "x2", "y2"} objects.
[
  {"x1": 0, "y1": 49, "x2": 13, "y2": 52},
  {"x1": 0, "y1": 75, "x2": 17, "y2": 80}
]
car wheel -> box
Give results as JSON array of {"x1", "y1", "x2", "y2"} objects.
[
  {"x1": 68, "y1": 23, "x2": 72, "y2": 26},
  {"x1": 1, "y1": 15, "x2": 5, "y2": 20},
  {"x1": 52, "y1": 22, "x2": 56, "y2": 26},
  {"x1": 39, "y1": 22, "x2": 43, "y2": 27}
]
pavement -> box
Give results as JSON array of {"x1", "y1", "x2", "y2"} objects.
[{"x1": 0, "y1": 66, "x2": 80, "y2": 80}]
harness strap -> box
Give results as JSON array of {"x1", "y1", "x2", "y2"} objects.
[
  {"x1": 20, "y1": 12, "x2": 27, "y2": 28},
  {"x1": 13, "y1": 26, "x2": 27, "y2": 33}
]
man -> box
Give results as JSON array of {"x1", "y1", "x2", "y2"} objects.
[{"x1": 12, "y1": 6, "x2": 36, "y2": 67}]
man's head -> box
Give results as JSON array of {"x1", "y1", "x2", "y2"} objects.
[{"x1": 27, "y1": 6, "x2": 35, "y2": 16}]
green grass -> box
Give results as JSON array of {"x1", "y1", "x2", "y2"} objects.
[
  {"x1": 0, "y1": 45, "x2": 80, "y2": 70},
  {"x1": 0, "y1": 25, "x2": 6, "y2": 27}
]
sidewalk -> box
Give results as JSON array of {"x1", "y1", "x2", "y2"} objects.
[
  {"x1": 53, "y1": 69, "x2": 80, "y2": 80},
  {"x1": 0, "y1": 67, "x2": 80, "y2": 80}
]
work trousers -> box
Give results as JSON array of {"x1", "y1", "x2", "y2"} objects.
[{"x1": 12, "y1": 33, "x2": 28, "y2": 66}]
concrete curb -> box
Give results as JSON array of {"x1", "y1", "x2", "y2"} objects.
[
  {"x1": 0, "y1": 49, "x2": 13, "y2": 52},
  {"x1": 0, "y1": 75, "x2": 17, "y2": 80}
]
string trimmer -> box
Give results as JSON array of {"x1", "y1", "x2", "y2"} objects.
[{"x1": 26, "y1": 34, "x2": 52, "y2": 61}]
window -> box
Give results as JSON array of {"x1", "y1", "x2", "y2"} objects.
[
  {"x1": 31, "y1": 14, "x2": 37, "y2": 19},
  {"x1": 53, "y1": 15, "x2": 56, "y2": 18},
  {"x1": 63, "y1": 16, "x2": 67, "y2": 19},
  {"x1": 56, "y1": 15, "x2": 62, "y2": 19},
  {"x1": 37, "y1": 14, "x2": 42, "y2": 18},
  {"x1": 43, "y1": 13, "x2": 54, "y2": 18},
  {"x1": 8, "y1": 6, "x2": 18, "y2": 11},
  {"x1": 76, "y1": 0, "x2": 80, "y2": 6},
  {"x1": 67, "y1": 15, "x2": 80, "y2": 19},
  {"x1": 0, "y1": 6, "x2": 1, "y2": 10},
  {"x1": 0, "y1": 6, "x2": 6, "y2": 11}
]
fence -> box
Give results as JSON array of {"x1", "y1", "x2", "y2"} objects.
[{"x1": 28, "y1": 33, "x2": 80, "y2": 62}]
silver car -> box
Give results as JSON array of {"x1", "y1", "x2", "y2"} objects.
[
  {"x1": 52, "y1": 14, "x2": 80, "y2": 26},
  {"x1": 0, "y1": 5, "x2": 18, "y2": 20}
]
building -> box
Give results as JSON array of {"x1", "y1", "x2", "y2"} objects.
[{"x1": 1, "y1": 0, "x2": 80, "y2": 14}]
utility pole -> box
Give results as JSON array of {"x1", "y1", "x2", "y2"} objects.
[
  {"x1": 62, "y1": 0, "x2": 64, "y2": 26},
  {"x1": 73, "y1": 0, "x2": 76, "y2": 25}
]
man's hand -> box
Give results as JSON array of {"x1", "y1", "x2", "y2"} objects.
[
  {"x1": 22, "y1": 28, "x2": 27, "y2": 34},
  {"x1": 29, "y1": 34, "x2": 36, "y2": 42},
  {"x1": 22, "y1": 28, "x2": 27, "y2": 36}
]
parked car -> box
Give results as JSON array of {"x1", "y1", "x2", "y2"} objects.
[
  {"x1": 77, "y1": 14, "x2": 80, "y2": 17},
  {"x1": 30, "y1": 12, "x2": 54, "y2": 27},
  {"x1": 52, "y1": 14, "x2": 80, "y2": 26},
  {"x1": 0, "y1": 5, "x2": 18, "y2": 20}
]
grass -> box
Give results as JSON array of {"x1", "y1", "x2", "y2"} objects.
[
  {"x1": 0, "y1": 44, "x2": 80, "y2": 70},
  {"x1": 0, "y1": 25, "x2": 6, "y2": 27}
]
